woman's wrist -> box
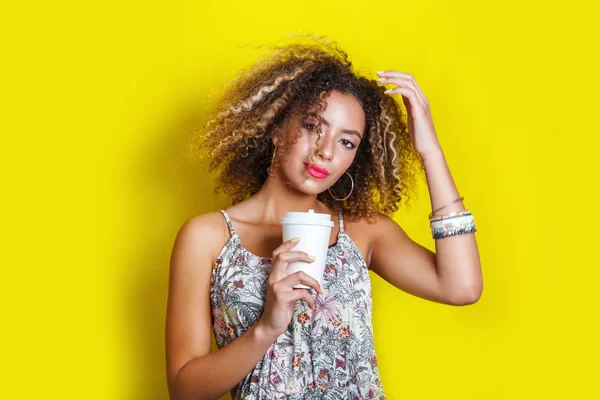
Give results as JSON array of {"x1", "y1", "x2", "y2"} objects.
[
  {"x1": 419, "y1": 147, "x2": 445, "y2": 164},
  {"x1": 252, "y1": 319, "x2": 279, "y2": 345}
]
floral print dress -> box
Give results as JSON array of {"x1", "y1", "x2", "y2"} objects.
[{"x1": 210, "y1": 209, "x2": 386, "y2": 399}]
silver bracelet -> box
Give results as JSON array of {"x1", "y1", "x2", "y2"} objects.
[
  {"x1": 429, "y1": 210, "x2": 472, "y2": 223},
  {"x1": 428, "y1": 196, "x2": 464, "y2": 219}
]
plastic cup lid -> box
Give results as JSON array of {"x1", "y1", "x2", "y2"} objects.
[{"x1": 280, "y1": 209, "x2": 334, "y2": 227}]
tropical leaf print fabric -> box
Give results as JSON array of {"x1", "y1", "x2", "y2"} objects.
[{"x1": 210, "y1": 210, "x2": 386, "y2": 399}]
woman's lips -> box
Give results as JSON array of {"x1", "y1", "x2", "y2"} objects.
[{"x1": 304, "y1": 163, "x2": 330, "y2": 179}]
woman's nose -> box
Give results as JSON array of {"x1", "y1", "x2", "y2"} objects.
[{"x1": 317, "y1": 136, "x2": 334, "y2": 161}]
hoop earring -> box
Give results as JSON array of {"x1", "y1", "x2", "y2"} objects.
[
  {"x1": 328, "y1": 171, "x2": 354, "y2": 201},
  {"x1": 267, "y1": 145, "x2": 278, "y2": 177}
]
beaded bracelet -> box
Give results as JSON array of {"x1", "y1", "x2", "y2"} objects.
[{"x1": 430, "y1": 214, "x2": 477, "y2": 239}]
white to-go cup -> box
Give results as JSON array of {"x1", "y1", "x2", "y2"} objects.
[{"x1": 280, "y1": 209, "x2": 334, "y2": 289}]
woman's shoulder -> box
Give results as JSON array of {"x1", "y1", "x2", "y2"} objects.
[
  {"x1": 340, "y1": 208, "x2": 387, "y2": 228},
  {"x1": 183, "y1": 210, "x2": 228, "y2": 233},
  {"x1": 341, "y1": 209, "x2": 395, "y2": 245},
  {"x1": 176, "y1": 210, "x2": 231, "y2": 260}
]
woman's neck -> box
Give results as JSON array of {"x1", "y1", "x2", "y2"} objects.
[{"x1": 246, "y1": 176, "x2": 329, "y2": 225}]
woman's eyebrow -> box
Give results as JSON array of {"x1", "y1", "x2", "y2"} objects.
[{"x1": 318, "y1": 116, "x2": 363, "y2": 140}]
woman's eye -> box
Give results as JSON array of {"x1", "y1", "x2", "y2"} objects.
[
  {"x1": 341, "y1": 139, "x2": 356, "y2": 149},
  {"x1": 304, "y1": 123, "x2": 316, "y2": 130}
]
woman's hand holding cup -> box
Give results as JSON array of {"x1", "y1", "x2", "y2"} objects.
[{"x1": 257, "y1": 237, "x2": 324, "y2": 340}]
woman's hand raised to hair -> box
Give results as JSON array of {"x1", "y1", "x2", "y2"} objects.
[
  {"x1": 256, "y1": 238, "x2": 323, "y2": 341},
  {"x1": 377, "y1": 70, "x2": 443, "y2": 161}
]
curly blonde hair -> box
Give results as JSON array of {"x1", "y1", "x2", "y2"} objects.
[{"x1": 190, "y1": 35, "x2": 425, "y2": 222}]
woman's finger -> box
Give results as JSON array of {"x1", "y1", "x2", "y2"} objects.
[
  {"x1": 378, "y1": 70, "x2": 424, "y2": 92},
  {"x1": 268, "y1": 239, "x2": 301, "y2": 281},
  {"x1": 287, "y1": 288, "x2": 315, "y2": 310},
  {"x1": 276, "y1": 251, "x2": 315, "y2": 264},
  {"x1": 272, "y1": 238, "x2": 301, "y2": 260},
  {"x1": 269, "y1": 249, "x2": 315, "y2": 284},
  {"x1": 377, "y1": 70, "x2": 427, "y2": 105},
  {"x1": 274, "y1": 270, "x2": 322, "y2": 294},
  {"x1": 379, "y1": 76, "x2": 427, "y2": 108},
  {"x1": 384, "y1": 86, "x2": 426, "y2": 113}
]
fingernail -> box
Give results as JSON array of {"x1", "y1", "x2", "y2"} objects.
[
  {"x1": 377, "y1": 71, "x2": 384, "y2": 74},
  {"x1": 291, "y1": 237, "x2": 299, "y2": 242},
  {"x1": 319, "y1": 284, "x2": 324, "y2": 294},
  {"x1": 309, "y1": 255, "x2": 316, "y2": 261}
]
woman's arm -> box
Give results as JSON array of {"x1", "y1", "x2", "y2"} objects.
[
  {"x1": 165, "y1": 213, "x2": 278, "y2": 400},
  {"x1": 370, "y1": 70, "x2": 482, "y2": 305},
  {"x1": 368, "y1": 150, "x2": 482, "y2": 306},
  {"x1": 421, "y1": 149, "x2": 482, "y2": 303},
  {"x1": 170, "y1": 323, "x2": 276, "y2": 400}
]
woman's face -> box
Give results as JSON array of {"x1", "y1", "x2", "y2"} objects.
[{"x1": 275, "y1": 90, "x2": 366, "y2": 196}]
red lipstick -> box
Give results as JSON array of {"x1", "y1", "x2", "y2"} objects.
[{"x1": 304, "y1": 163, "x2": 330, "y2": 179}]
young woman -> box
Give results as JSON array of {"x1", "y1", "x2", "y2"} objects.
[{"x1": 165, "y1": 38, "x2": 482, "y2": 400}]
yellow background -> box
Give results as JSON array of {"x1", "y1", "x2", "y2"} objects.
[{"x1": 2, "y1": 0, "x2": 598, "y2": 398}]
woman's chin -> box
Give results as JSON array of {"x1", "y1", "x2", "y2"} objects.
[{"x1": 286, "y1": 176, "x2": 329, "y2": 195}]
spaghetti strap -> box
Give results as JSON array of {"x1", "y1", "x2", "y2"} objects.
[
  {"x1": 338, "y1": 209, "x2": 345, "y2": 233},
  {"x1": 219, "y1": 210, "x2": 236, "y2": 237}
]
